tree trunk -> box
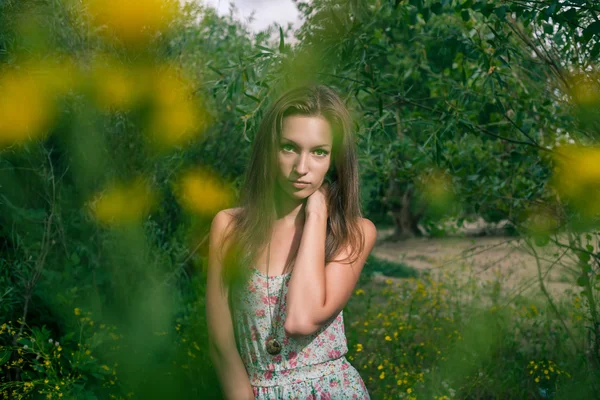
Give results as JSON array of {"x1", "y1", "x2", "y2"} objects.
[{"x1": 384, "y1": 166, "x2": 423, "y2": 240}]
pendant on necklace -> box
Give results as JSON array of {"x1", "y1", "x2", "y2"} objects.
[{"x1": 266, "y1": 338, "x2": 282, "y2": 355}]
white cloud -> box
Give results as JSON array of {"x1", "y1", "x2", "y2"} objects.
[{"x1": 199, "y1": 0, "x2": 302, "y2": 33}]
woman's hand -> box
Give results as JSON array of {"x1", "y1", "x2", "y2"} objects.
[{"x1": 305, "y1": 183, "x2": 329, "y2": 219}]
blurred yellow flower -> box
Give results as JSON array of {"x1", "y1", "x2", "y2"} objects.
[
  {"x1": 417, "y1": 168, "x2": 455, "y2": 217},
  {"x1": 552, "y1": 145, "x2": 600, "y2": 218},
  {"x1": 74, "y1": 308, "x2": 81, "y2": 316},
  {"x1": 0, "y1": 68, "x2": 54, "y2": 147},
  {"x1": 84, "y1": 0, "x2": 178, "y2": 46},
  {"x1": 570, "y1": 75, "x2": 599, "y2": 106},
  {"x1": 89, "y1": 177, "x2": 156, "y2": 225},
  {"x1": 146, "y1": 66, "x2": 208, "y2": 148},
  {"x1": 173, "y1": 168, "x2": 232, "y2": 215},
  {"x1": 89, "y1": 58, "x2": 140, "y2": 110}
]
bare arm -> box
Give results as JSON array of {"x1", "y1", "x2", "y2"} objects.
[
  {"x1": 284, "y1": 212, "x2": 328, "y2": 334},
  {"x1": 284, "y1": 215, "x2": 377, "y2": 338},
  {"x1": 206, "y1": 210, "x2": 255, "y2": 400}
]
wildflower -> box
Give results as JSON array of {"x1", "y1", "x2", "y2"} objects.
[
  {"x1": 173, "y1": 168, "x2": 232, "y2": 215},
  {"x1": 89, "y1": 177, "x2": 156, "y2": 225},
  {"x1": 23, "y1": 345, "x2": 28, "y2": 349},
  {"x1": 379, "y1": 371, "x2": 385, "y2": 379},
  {"x1": 74, "y1": 308, "x2": 81, "y2": 316},
  {"x1": 385, "y1": 336, "x2": 392, "y2": 341},
  {"x1": 407, "y1": 388, "x2": 413, "y2": 394},
  {"x1": 355, "y1": 289, "x2": 365, "y2": 295},
  {"x1": 83, "y1": 0, "x2": 178, "y2": 46},
  {"x1": 49, "y1": 339, "x2": 53, "y2": 343}
]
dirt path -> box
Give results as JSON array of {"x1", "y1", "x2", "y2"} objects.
[{"x1": 370, "y1": 229, "x2": 595, "y2": 300}]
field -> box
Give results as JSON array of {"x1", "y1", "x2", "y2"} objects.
[{"x1": 343, "y1": 229, "x2": 598, "y2": 399}]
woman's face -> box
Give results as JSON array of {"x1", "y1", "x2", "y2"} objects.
[{"x1": 276, "y1": 115, "x2": 333, "y2": 200}]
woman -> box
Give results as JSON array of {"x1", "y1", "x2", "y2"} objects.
[{"x1": 206, "y1": 85, "x2": 376, "y2": 399}]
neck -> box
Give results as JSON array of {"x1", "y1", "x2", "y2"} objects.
[{"x1": 274, "y1": 190, "x2": 305, "y2": 227}]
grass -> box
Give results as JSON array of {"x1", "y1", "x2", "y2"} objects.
[{"x1": 344, "y1": 255, "x2": 599, "y2": 400}]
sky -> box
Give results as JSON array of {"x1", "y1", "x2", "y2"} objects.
[{"x1": 201, "y1": 0, "x2": 303, "y2": 33}]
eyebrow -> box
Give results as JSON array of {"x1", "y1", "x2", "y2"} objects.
[{"x1": 280, "y1": 138, "x2": 331, "y2": 149}]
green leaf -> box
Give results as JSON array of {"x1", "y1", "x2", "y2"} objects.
[
  {"x1": 279, "y1": 26, "x2": 285, "y2": 53},
  {"x1": 583, "y1": 21, "x2": 600, "y2": 44},
  {"x1": 578, "y1": 251, "x2": 591, "y2": 263},
  {"x1": 461, "y1": 9, "x2": 470, "y2": 22},
  {"x1": 430, "y1": 2, "x2": 443, "y2": 15},
  {"x1": 494, "y1": 6, "x2": 508, "y2": 20},
  {"x1": 0, "y1": 350, "x2": 10, "y2": 366},
  {"x1": 576, "y1": 275, "x2": 587, "y2": 287},
  {"x1": 534, "y1": 235, "x2": 549, "y2": 247},
  {"x1": 71, "y1": 252, "x2": 80, "y2": 265}
]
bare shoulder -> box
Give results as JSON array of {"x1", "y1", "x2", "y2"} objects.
[
  {"x1": 360, "y1": 218, "x2": 377, "y2": 244},
  {"x1": 210, "y1": 208, "x2": 242, "y2": 248},
  {"x1": 211, "y1": 207, "x2": 241, "y2": 231}
]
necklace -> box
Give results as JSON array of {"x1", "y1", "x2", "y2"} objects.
[{"x1": 265, "y1": 240, "x2": 286, "y2": 355}]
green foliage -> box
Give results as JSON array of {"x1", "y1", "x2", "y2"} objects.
[{"x1": 1, "y1": 0, "x2": 599, "y2": 398}]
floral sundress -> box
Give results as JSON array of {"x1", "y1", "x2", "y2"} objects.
[{"x1": 232, "y1": 266, "x2": 370, "y2": 399}]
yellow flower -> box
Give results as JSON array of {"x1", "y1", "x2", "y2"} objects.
[
  {"x1": 89, "y1": 177, "x2": 156, "y2": 226},
  {"x1": 407, "y1": 388, "x2": 413, "y2": 394},
  {"x1": 83, "y1": 0, "x2": 179, "y2": 46},
  {"x1": 88, "y1": 58, "x2": 141, "y2": 110},
  {"x1": 145, "y1": 66, "x2": 208, "y2": 149},
  {"x1": 377, "y1": 364, "x2": 383, "y2": 370},
  {"x1": 0, "y1": 67, "x2": 54, "y2": 147},
  {"x1": 379, "y1": 371, "x2": 385, "y2": 379},
  {"x1": 552, "y1": 145, "x2": 600, "y2": 217},
  {"x1": 173, "y1": 168, "x2": 233, "y2": 215},
  {"x1": 355, "y1": 289, "x2": 365, "y2": 295},
  {"x1": 535, "y1": 377, "x2": 540, "y2": 383},
  {"x1": 74, "y1": 308, "x2": 80, "y2": 316},
  {"x1": 385, "y1": 335, "x2": 392, "y2": 341}
]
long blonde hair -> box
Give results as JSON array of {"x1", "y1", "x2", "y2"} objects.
[{"x1": 220, "y1": 84, "x2": 365, "y2": 311}]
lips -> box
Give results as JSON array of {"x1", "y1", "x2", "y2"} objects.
[{"x1": 290, "y1": 180, "x2": 310, "y2": 184}]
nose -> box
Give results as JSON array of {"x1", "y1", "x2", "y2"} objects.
[{"x1": 294, "y1": 152, "x2": 309, "y2": 175}]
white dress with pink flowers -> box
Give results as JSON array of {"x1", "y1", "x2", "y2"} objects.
[{"x1": 232, "y1": 267, "x2": 370, "y2": 400}]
